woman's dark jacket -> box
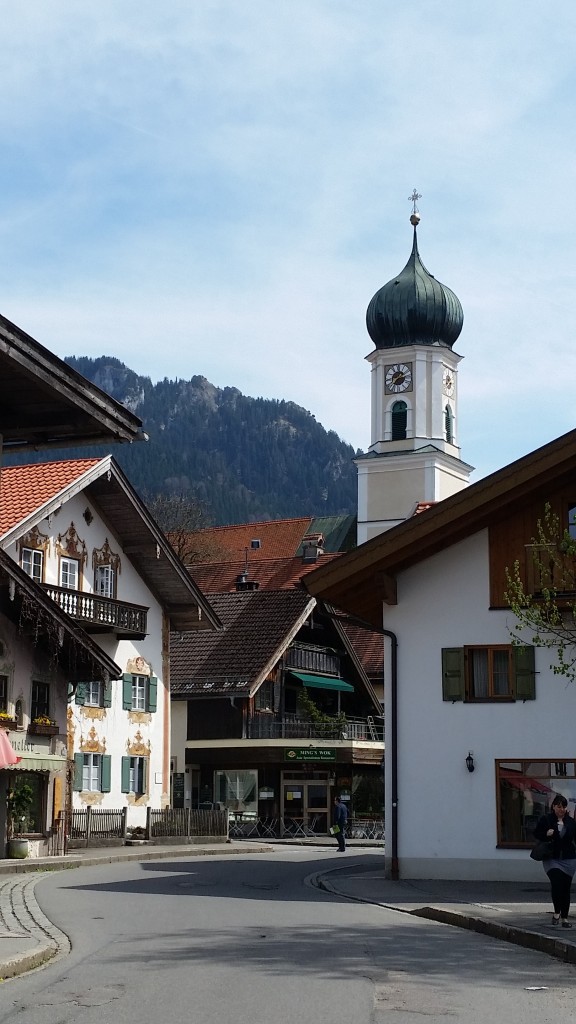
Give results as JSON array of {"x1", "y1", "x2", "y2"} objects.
[{"x1": 534, "y1": 812, "x2": 576, "y2": 859}]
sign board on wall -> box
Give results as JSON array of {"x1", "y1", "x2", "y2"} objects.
[{"x1": 284, "y1": 748, "x2": 336, "y2": 762}]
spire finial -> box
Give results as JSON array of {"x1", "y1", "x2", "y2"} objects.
[{"x1": 408, "y1": 189, "x2": 422, "y2": 226}]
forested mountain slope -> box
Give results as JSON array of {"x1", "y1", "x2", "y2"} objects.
[{"x1": 8, "y1": 356, "x2": 359, "y2": 525}]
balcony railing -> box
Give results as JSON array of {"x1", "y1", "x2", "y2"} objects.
[
  {"x1": 285, "y1": 643, "x2": 341, "y2": 676},
  {"x1": 525, "y1": 544, "x2": 576, "y2": 597},
  {"x1": 44, "y1": 585, "x2": 148, "y2": 638},
  {"x1": 247, "y1": 714, "x2": 383, "y2": 742}
]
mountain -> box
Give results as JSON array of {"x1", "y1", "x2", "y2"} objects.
[{"x1": 12, "y1": 356, "x2": 360, "y2": 525}]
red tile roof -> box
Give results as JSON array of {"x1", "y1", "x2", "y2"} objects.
[
  {"x1": 190, "y1": 518, "x2": 315, "y2": 562},
  {"x1": 188, "y1": 554, "x2": 341, "y2": 593},
  {"x1": 0, "y1": 459, "x2": 101, "y2": 535}
]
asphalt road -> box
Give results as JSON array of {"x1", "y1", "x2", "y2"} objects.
[{"x1": 1, "y1": 848, "x2": 576, "y2": 1024}]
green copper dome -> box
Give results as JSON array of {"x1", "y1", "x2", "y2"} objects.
[{"x1": 366, "y1": 227, "x2": 463, "y2": 350}]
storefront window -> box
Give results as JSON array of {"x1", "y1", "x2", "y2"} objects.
[
  {"x1": 214, "y1": 770, "x2": 258, "y2": 819},
  {"x1": 497, "y1": 760, "x2": 576, "y2": 846},
  {"x1": 351, "y1": 772, "x2": 384, "y2": 816},
  {"x1": 8, "y1": 773, "x2": 44, "y2": 834}
]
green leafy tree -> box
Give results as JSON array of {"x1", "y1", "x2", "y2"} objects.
[{"x1": 505, "y1": 503, "x2": 576, "y2": 681}]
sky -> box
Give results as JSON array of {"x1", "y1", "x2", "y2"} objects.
[{"x1": 1, "y1": 1, "x2": 576, "y2": 483}]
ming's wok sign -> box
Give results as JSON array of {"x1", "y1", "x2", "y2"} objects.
[{"x1": 284, "y1": 748, "x2": 336, "y2": 762}]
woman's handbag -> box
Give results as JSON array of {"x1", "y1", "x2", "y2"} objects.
[{"x1": 530, "y1": 839, "x2": 554, "y2": 861}]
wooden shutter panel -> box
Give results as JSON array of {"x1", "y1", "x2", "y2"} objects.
[
  {"x1": 147, "y1": 676, "x2": 158, "y2": 713},
  {"x1": 101, "y1": 755, "x2": 112, "y2": 793},
  {"x1": 73, "y1": 754, "x2": 84, "y2": 791},
  {"x1": 123, "y1": 674, "x2": 133, "y2": 710},
  {"x1": 75, "y1": 682, "x2": 87, "y2": 706},
  {"x1": 121, "y1": 756, "x2": 131, "y2": 793},
  {"x1": 142, "y1": 757, "x2": 149, "y2": 794},
  {"x1": 103, "y1": 679, "x2": 112, "y2": 708},
  {"x1": 512, "y1": 645, "x2": 536, "y2": 700},
  {"x1": 442, "y1": 648, "x2": 465, "y2": 701}
]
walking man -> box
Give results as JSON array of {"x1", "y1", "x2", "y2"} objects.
[{"x1": 333, "y1": 795, "x2": 348, "y2": 852}]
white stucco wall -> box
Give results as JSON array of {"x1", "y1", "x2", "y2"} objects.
[
  {"x1": 5, "y1": 491, "x2": 169, "y2": 826},
  {"x1": 383, "y1": 528, "x2": 576, "y2": 880}
]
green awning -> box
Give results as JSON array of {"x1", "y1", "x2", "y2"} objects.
[
  {"x1": 4, "y1": 755, "x2": 67, "y2": 773},
  {"x1": 288, "y1": 671, "x2": 354, "y2": 693}
]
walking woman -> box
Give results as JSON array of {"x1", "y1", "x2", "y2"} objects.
[{"x1": 534, "y1": 794, "x2": 576, "y2": 928}]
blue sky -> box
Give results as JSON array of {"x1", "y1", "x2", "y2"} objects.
[{"x1": 1, "y1": 1, "x2": 575, "y2": 483}]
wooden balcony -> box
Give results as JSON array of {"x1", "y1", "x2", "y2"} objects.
[
  {"x1": 285, "y1": 643, "x2": 341, "y2": 676},
  {"x1": 525, "y1": 544, "x2": 576, "y2": 598},
  {"x1": 247, "y1": 714, "x2": 383, "y2": 742},
  {"x1": 44, "y1": 585, "x2": 148, "y2": 639}
]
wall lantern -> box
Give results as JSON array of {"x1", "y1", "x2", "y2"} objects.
[{"x1": 465, "y1": 752, "x2": 475, "y2": 773}]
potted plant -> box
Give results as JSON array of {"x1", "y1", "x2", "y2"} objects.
[
  {"x1": 6, "y1": 780, "x2": 34, "y2": 858},
  {"x1": 28, "y1": 715, "x2": 59, "y2": 736},
  {"x1": 0, "y1": 710, "x2": 17, "y2": 728}
]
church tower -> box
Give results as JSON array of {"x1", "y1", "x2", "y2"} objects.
[{"x1": 356, "y1": 194, "x2": 473, "y2": 544}]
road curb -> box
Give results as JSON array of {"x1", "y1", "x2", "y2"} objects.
[
  {"x1": 314, "y1": 869, "x2": 576, "y2": 965},
  {"x1": 0, "y1": 843, "x2": 275, "y2": 876},
  {"x1": 413, "y1": 906, "x2": 576, "y2": 965},
  {"x1": 0, "y1": 942, "x2": 58, "y2": 982}
]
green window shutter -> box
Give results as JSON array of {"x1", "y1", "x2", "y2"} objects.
[
  {"x1": 142, "y1": 757, "x2": 149, "y2": 793},
  {"x1": 73, "y1": 753, "x2": 84, "y2": 791},
  {"x1": 123, "y1": 674, "x2": 133, "y2": 710},
  {"x1": 103, "y1": 679, "x2": 112, "y2": 708},
  {"x1": 75, "y1": 682, "x2": 87, "y2": 706},
  {"x1": 121, "y1": 756, "x2": 131, "y2": 793},
  {"x1": 101, "y1": 755, "x2": 112, "y2": 793},
  {"x1": 442, "y1": 648, "x2": 465, "y2": 701},
  {"x1": 512, "y1": 646, "x2": 536, "y2": 700},
  {"x1": 147, "y1": 676, "x2": 158, "y2": 713}
]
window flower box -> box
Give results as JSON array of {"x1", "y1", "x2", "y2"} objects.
[
  {"x1": 0, "y1": 715, "x2": 17, "y2": 729},
  {"x1": 28, "y1": 721, "x2": 59, "y2": 736}
]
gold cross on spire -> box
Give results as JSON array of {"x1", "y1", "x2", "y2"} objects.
[{"x1": 408, "y1": 189, "x2": 422, "y2": 215}]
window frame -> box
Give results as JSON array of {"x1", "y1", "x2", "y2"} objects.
[
  {"x1": 59, "y1": 556, "x2": 79, "y2": 590},
  {"x1": 0, "y1": 675, "x2": 8, "y2": 714},
  {"x1": 31, "y1": 681, "x2": 50, "y2": 721},
  {"x1": 121, "y1": 755, "x2": 148, "y2": 795},
  {"x1": 496, "y1": 758, "x2": 576, "y2": 848},
  {"x1": 465, "y1": 645, "x2": 513, "y2": 701},
  {"x1": 391, "y1": 400, "x2": 408, "y2": 441},
  {"x1": 94, "y1": 563, "x2": 116, "y2": 599},
  {"x1": 442, "y1": 645, "x2": 536, "y2": 702},
  {"x1": 122, "y1": 673, "x2": 158, "y2": 713},
  {"x1": 21, "y1": 547, "x2": 44, "y2": 584}
]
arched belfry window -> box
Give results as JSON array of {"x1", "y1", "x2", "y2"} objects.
[
  {"x1": 391, "y1": 401, "x2": 408, "y2": 441},
  {"x1": 445, "y1": 405, "x2": 454, "y2": 444}
]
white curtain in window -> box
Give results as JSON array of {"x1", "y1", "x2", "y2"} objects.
[{"x1": 470, "y1": 650, "x2": 488, "y2": 698}]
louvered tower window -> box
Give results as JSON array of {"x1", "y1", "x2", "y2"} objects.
[
  {"x1": 445, "y1": 405, "x2": 453, "y2": 444},
  {"x1": 391, "y1": 401, "x2": 407, "y2": 441}
]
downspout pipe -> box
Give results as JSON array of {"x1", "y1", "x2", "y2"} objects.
[{"x1": 382, "y1": 628, "x2": 399, "y2": 880}]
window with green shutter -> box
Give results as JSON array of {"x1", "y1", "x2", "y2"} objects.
[
  {"x1": 124, "y1": 673, "x2": 158, "y2": 712},
  {"x1": 442, "y1": 646, "x2": 535, "y2": 702}
]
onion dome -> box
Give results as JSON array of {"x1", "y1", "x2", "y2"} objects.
[{"x1": 366, "y1": 220, "x2": 463, "y2": 350}]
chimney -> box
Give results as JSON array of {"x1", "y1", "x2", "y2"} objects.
[
  {"x1": 302, "y1": 537, "x2": 324, "y2": 564},
  {"x1": 235, "y1": 572, "x2": 260, "y2": 592}
]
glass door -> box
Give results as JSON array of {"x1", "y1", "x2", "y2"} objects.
[{"x1": 281, "y1": 778, "x2": 329, "y2": 835}]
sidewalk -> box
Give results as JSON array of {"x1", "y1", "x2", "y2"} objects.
[
  {"x1": 316, "y1": 857, "x2": 576, "y2": 965},
  {"x1": 0, "y1": 839, "x2": 273, "y2": 981}
]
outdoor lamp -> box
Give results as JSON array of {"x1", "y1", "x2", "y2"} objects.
[{"x1": 465, "y1": 752, "x2": 475, "y2": 773}]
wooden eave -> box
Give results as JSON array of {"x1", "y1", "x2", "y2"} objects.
[
  {"x1": 0, "y1": 315, "x2": 144, "y2": 451},
  {"x1": 84, "y1": 461, "x2": 222, "y2": 633},
  {"x1": 304, "y1": 428, "x2": 576, "y2": 627}
]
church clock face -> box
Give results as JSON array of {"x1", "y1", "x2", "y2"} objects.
[
  {"x1": 385, "y1": 362, "x2": 413, "y2": 394},
  {"x1": 442, "y1": 367, "x2": 455, "y2": 397}
]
